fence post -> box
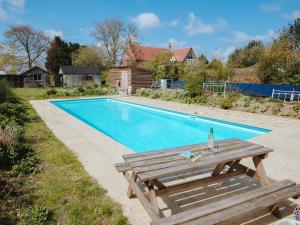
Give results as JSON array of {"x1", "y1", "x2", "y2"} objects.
[
  {"x1": 291, "y1": 88, "x2": 294, "y2": 101},
  {"x1": 271, "y1": 88, "x2": 274, "y2": 98},
  {"x1": 224, "y1": 82, "x2": 227, "y2": 98}
]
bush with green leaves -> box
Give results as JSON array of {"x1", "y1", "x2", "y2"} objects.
[
  {"x1": 219, "y1": 93, "x2": 237, "y2": 110},
  {"x1": 0, "y1": 79, "x2": 19, "y2": 104},
  {"x1": 11, "y1": 155, "x2": 40, "y2": 176},
  {"x1": 0, "y1": 102, "x2": 27, "y2": 125},
  {"x1": 0, "y1": 119, "x2": 23, "y2": 168},
  {"x1": 46, "y1": 88, "x2": 57, "y2": 96}
]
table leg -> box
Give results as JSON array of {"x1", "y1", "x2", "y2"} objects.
[
  {"x1": 127, "y1": 171, "x2": 137, "y2": 198},
  {"x1": 253, "y1": 155, "x2": 281, "y2": 218},
  {"x1": 226, "y1": 160, "x2": 241, "y2": 173},
  {"x1": 148, "y1": 180, "x2": 163, "y2": 217},
  {"x1": 152, "y1": 179, "x2": 166, "y2": 189},
  {"x1": 211, "y1": 162, "x2": 227, "y2": 176}
]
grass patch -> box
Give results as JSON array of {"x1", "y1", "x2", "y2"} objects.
[{"x1": 6, "y1": 88, "x2": 127, "y2": 225}]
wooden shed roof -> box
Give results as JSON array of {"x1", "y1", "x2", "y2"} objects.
[{"x1": 59, "y1": 66, "x2": 100, "y2": 75}]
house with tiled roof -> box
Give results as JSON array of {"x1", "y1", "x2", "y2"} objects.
[{"x1": 120, "y1": 44, "x2": 197, "y2": 67}]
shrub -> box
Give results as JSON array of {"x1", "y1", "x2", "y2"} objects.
[
  {"x1": 136, "y1": 88, "x2": 152, "y2": 97},
  {"x1": 293, "y1": 102, "x2": 300, "y2": 112},
  {"x1": 0, "y1": 120, "x2": 22, "y2": 168},
  {"x1": 11, "y1": 155, "x2": 40, "y2": 176},
  {"x1": 0, "y1": 103, "x2": 27, "y2": 125},
  {"x1": 219, "y1": 93, "x2": 237, "y2": 110},
  {"x1": 0, "y1": 79, "x2": 18, "y2": 104},
  {"x1": 46, "y1": 88, "x2": 57, "y2": 96},
  {"x1": 77, "y1": 86, "x2": 85, "y2": 93}
]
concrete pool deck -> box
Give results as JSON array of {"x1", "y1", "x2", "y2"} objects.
[{"x1": 31, "y1": 96, "x2": 300, "y2": 225}]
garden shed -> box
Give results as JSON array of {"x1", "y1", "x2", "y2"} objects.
[
  {"x1": 108, "y1": 67, "x2": 153, "y2": 93},
  {"x1": 59, "y1": 66, "x2": 101, "y2": 87},
  {"x1": 21, "y1": 66, "x2": 49, "y2": 88}
]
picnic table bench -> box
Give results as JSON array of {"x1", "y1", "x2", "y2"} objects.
[{"x1": 115, "y1": 138, "x2": 300, "y2": 225}]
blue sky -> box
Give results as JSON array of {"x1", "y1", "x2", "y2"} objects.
[{"x1": 0, "y1": 0, "x2": 299, "y2": 60}]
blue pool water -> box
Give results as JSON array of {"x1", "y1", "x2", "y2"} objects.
[{"x1": 51, "y1": 98, "x2": 270, "y2": 152}]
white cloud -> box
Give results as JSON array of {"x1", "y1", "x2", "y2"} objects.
[
  {"x1": 220, "y1": 29, "x2": 278, "y2": 44},
  {"x1": 0, "y1": 0, "x2": 25, "y2": 21},
  {"x1": 131, "y1": 12, "x2": 160, "y2": 29},
  {"x1": 283, "y1": 10, "x2": 300, "y2": 20},
  {"x1": 44, "y1": 29, "x2": 63, "y2": 40},
  {"x1": 185, "y1": 12, "x2": 214, "y2": 36},
  {"x1": 260, "y1": 2, "x2": 280, "y2": 12},
  {"x1": 169, "y1": 19, "x2": 179, "y2": 27},
  {"x1": 211, "y1": 46, "x2": 236, "y2": 62},
  {"x1": 8, "y1": 0, "x2": 24, "y2": 10}
]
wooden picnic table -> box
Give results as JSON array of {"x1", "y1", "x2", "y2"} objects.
[{"x1": 115, "y1": 138, "x2": 300, "y2": 225}]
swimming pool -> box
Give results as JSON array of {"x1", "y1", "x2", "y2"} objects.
[{"x1": 51, "y1": 98, "x2": 270, "y2": 152}]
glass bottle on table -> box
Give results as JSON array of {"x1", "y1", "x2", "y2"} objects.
[{"x1": 208, "y1": 127, "x2": 215, "y2": 152}]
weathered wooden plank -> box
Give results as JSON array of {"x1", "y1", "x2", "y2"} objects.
[
  {"x1": 134, "y1": 143, "x2": 251, "y2": 173},
  {"x1": 124, "y1": 171, "x2": 161, "y2": 221},
  {"x1": 151, "y1": 169, "x2": 244, "y2": 196},
  {"x1": 182, "y1": 185, "x2": 300, "y2": 225},
  {"x1": 133, "y1": 142, "x2": 251, "y2": 173},
  {"x1": 115, "y1": 162, "x2": 131, "y2": 172},
  {"x1": 138, "y1": 146, "x2": 273, "y2": 181},
  {"x1": 130, "y1": 141, "x2": 252, "y2": 170},
  {"x1": 123, "y1": 138, "x2": 239, "y2": 160},
  {"x1": 151, "y1": 180, "x2": 296, "y2": 225},
  {"x1": 127, "y1": 140, "x2": 245, "y2": 166}
]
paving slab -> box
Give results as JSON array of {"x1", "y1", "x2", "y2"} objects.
[{"x1": 30, "y1": 96, "x2": 300, "y2": 225}]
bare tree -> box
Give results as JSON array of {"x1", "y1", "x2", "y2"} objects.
[
  {"x1": 5, "y1": 25, "x2": 49, "y2": 70},
  {"x1": 92, "y1": 19, "x2": 139, "y2": 66}
]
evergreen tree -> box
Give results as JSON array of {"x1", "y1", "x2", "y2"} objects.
[{"x1": 45, "y1": 36, "x2": 80, "y2": 86}]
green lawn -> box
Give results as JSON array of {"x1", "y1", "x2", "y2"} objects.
[{"x1": 14, "y1": 88, "x2": 127, "y2": 225}]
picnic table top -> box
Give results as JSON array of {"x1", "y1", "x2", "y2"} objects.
[{"x1": 121, "y1": 138, "x2": 273, "y2": 181}]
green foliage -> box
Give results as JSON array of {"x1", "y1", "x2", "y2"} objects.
[
  {"x1": 281, "y1": 18, "x2": 300, "y2": 49},
  {"x1": 208, "y1": 59, "x2": 233, "y2": 81},
  {"x1": 73, "y1": 46, "x2": 104, "y2": 71},
  {"x1": 0, "y1": 119, "x2": 23, "y2": 168},
  {"x1": 0, "y1": 52, "x2": 18, "y2": 74},
  {"x1": 45, "y1": 36, "x2": 81, "y2": 86},
  {"x1": 257, "y1": 37, "x2": 300, "y2": 84},
  {"x1": 228, "y1": 40, "x2": 264, "y2": 68},
  {"x1": 23, "y1": 205, "x2": 50, "y2": 225},
  {"x1": 0, "y1": 102, "x2": 27, "y2": 125},
  {"x1": 114, "y1": 216, "x2": 128, "y2": 225},
  {"x1": 219, "y1": 93, "x2": 237, "y2": 110},
  {"x1": 198, "y1": 54, "x2": 209, "y2": 65},
  {"x1": 11, "y1": 155, "x2": 40, "y2": 176},
  {"x1": 0, "y1": 79, "x2": 18, "y2": 104},
  {"x1": 144, "y1": 51, "x2": 182, "y2": 80},
  {"x1": 183, "y1": 64, "x2": 208, "y2": 97},
  {"x1": 100, "y1": 204, "x2": 114, "y2": 217},
  {"x1": 46, "y1": 88, "x2": 57, "y2": 96}
]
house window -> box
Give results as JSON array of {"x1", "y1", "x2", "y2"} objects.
[
  {"x1": 33, "y1": 74, "x2": 42, "y2": 81},
  {"x1": 186, "y1": 51, "x2": 194, "y2": 64},
  {"x1": 84, "y1": 75, "x2": 93, "y2": 81},
  {"x1": 187, "y1": 51, "x2": 193, "y2": 60}
]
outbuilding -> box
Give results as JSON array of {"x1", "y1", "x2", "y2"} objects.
[
  {"x1": 59, "y1": 66, "x2": 101, "y2": 87},
  {"x1": 21, "y1": 66, "x2": 49, "y2": 88},
  {"x1": 108, "y1": 67, "x2": 153, "y2": 94}
]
